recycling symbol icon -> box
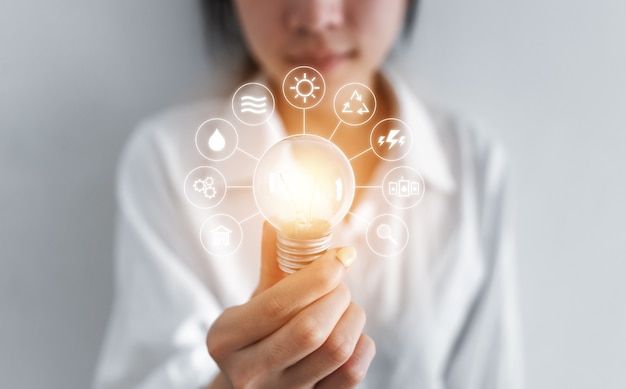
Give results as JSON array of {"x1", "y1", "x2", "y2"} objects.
[
  {"x1": 342, "y1": 90, "x2": 370, "y2": 115},
  {"x1": 333, "y1": 83, "x2": 376, "y2": 126}
]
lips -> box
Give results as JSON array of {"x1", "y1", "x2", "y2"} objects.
[{"x1": 287, "y1": 49, "x2": 356, "y2": 73}]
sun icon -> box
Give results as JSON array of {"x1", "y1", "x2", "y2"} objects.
[
  {"x1": 282, "y1": 66, "x2": 326, "y2": 109},
  {"x1": 289, "y1": 73, "x2": 321, "y2": 103}
]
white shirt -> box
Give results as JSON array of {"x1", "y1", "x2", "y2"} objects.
[{"x1": 93, "y1": 70, "x2": 523, "y2": 388}]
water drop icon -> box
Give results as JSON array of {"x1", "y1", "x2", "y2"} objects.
[{"x1": 209, "y1": 129, "x2": 226, "y2": 151}]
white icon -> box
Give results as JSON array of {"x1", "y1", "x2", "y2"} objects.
[
  {"x1": 341, "y1": 90, "x2": 370, "y2": 115},
  {"x1": 184, "y1": 166, "x2": 227, "y2": 209},
  {"x1": 378, "y1": 129, "x2": 406, "y2": 149},
  {"x1": 289, "y1": 72, "x2": 321, "y2": 103},
  {"x1": 210, "y1": 225, "x2": 232, "y2": 246},
  {"x1": 388, "y1": 177, "x2": 420, "y2": 197},
  {"x1": 232, "y1": 83, "x2": 275, "y2": 125},
  {"x1": 376, "y1": 224, "x2": 398, "y2": 245},
  {"x1": 366, "y1": 214, "x2": 409, "y2": 257},
  {"x1": 208, "y1": 129, "x2": 226, "y2": 151},
  {"x1": 283, "y1": 67, "x2": 325, "y2": 109},
  {"x1": 239, "y1": 95, "x2": 267, "y2": 114},
  {"x1": 200, "y1": 214, "x2": 243, "y2": 256},
  {"x1": 333, "y1": 83, "x2": 376, "y2": 126},
  {"x1": 370, "y1": 119, "x2": 412, "y2": 161},
  {"x1": 381, "y1": 166, "x2": 425, "y2": 208},
  {"x1": 197, "y1": 119, "x2": 238, "y2": 161},
  {"x1": 193, "y1": 176, "x2": 217, "y2": 199}
]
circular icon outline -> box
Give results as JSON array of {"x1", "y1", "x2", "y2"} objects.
[
  {"x1": 333, "y1": 82, "x2": 377, "y2": 126},
  {"x1": 231, "y1": 82, "x2": 276, "y2": 126},
  {"x1": 183, "y1": 166, "x2": 227, "y2": 209},
  {"x1": 195, "y1": 118, "x2": 238, "y2": 162},
  {"x1": 381, "y1": 166, "x2": 426, "y2": 209},
  {"x1": 199, "y1": 214, "x2": 243, "y2": 256},
  {"x1": 365, "y1": 214, "x2": 409, "y2": 257},
  {"x1": 369, "y1": 118, "x2": 413, "y2": 161},
  {"x1": 282, "y1": 66, "x2": 326, "y2": 110},
  {"x1": 376, "y1": 224, "x2": 398, "y2": 245}
]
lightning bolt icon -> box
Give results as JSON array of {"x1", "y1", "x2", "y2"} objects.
[
  {"x1": 385, "y1": 129, "x2": 400, "y2": 149},
  {"x1": 378, "y1": 130, "x2": 407, "y2": 149}
]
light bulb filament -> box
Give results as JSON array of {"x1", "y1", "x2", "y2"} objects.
[
  {"x1": 307, "y1": 176, "x2": 317, "y2": 223},
  {"x1": 279, "y1": 172, "x2": 320, "y2": 229}
]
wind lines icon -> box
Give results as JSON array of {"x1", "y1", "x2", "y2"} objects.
[{"x1": 239, "y1": 95, "x2": 267, "y2": 114}]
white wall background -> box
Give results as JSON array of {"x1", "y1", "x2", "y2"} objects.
[{"x1": 1, "y1": 1, "x2": 624, "y2": 388}]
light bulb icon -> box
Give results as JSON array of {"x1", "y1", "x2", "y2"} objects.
[{"x1": 253, "y1": 135, "x2": 355, "y2": 273}]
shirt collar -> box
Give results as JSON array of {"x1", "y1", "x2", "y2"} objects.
[{"x1": 382, "y1": 68, "x2": 456, "y2": 193}]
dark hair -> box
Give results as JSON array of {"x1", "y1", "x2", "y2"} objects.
[{"x1": 200, "y1": 0, "x2": 420, "y2": 58}]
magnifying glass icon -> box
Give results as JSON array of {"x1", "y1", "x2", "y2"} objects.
[{"x1": 376, "y1": 224, "x2": 398, "y2": 245}]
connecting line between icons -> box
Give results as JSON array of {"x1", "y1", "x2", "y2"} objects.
[
  {"x1": 236, "y1": 147, "x2": 260, "y2": 161},
  {"x1": 347, "y1": 211, "x2": 369, "y2": 226},
  {"x1": 267, "y1": 121, "x2": 282, "y2": 140},
  {"x1": 328, "y1": 121, "x2": 342, "y2": 141},
  {"x1": 349, "y1": 147, "x2": 373, "y2": 162},
  {"x1": 355, "y1": 186, "x2": 382, "y2": 189},
  {"x1": 227, "y1": 185, "x2": 253, "y2": 189},
  {"x1": 302, "y1": 109, "x2": 306, "y2": 134},
  {"x1": 239, "y1": 211, "x2": 261, "y2": 224}
]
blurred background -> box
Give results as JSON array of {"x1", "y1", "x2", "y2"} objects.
[{"x1": 1, "y1": 1, "x2": 624, "y2": 388}]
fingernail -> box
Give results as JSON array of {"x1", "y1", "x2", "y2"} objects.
[{"x1": 336, "y1": 246, "x2": 357, "y2": 268}]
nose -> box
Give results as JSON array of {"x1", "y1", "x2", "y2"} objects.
[{"x1": 286, "y1": 0, "x2": 344, "y2": 33}]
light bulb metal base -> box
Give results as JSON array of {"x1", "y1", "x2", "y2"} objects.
[{"x1": 276, "y1": 231, "x2": 332, "y2": 274}]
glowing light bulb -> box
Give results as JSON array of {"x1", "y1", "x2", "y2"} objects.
[{"x1": 253, "y1": 135, "x2": 355, "y2": 273}]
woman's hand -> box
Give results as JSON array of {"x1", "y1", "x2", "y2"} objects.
[{"x1": 205, "y1": 223, "x2": 376, "y2": 389}]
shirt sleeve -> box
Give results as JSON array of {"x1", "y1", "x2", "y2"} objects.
[
  {"x1": 92, "y1": 122, "x2": 220, "y2": 389},
  {"x1": 443, "y1": 139, "x2": 525, "y2": 388}
]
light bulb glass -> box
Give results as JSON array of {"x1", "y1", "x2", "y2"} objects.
[{"x1": 253, "y1": 134, "x2": 355, "y2": 273}]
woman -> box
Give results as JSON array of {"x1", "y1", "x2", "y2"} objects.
[{"x1": 94, "y1": 0, "x2": 523, "y2": 388}]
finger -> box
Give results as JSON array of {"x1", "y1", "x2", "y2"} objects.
[
  {"x1": 255, "y1": 221, "x2": 286, "y2": 296},
  {"x1": 284, "y1": 302, "x2": 366, "y2": 386},
  {"x1": 241, "y1": 283, "x2": 352, "y2": 373},
  {"x1": 314, "y1": 334, "x2": 376, "y2": 389},
  {"x1": 210, "y1": 246, "x2": 357, "y2": 353}
]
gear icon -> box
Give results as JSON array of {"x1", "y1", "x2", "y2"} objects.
[
  {"x1": 203, "y1": 185, "x2": 217, "y2": 199},
  {"x1": 192, "y1": 176, "x2": 218, "y2": 199},
  {"x1": 193, "y1": 179, "x2": 206, "y2": 193}
]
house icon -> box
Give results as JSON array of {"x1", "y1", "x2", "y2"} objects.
[{"x1": 210, "y1": 225, "x2": 232, "y2": 246}]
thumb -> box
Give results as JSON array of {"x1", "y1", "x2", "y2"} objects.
[{"x1": 255, "y1": 221, "x2": 288, "y2": 295}]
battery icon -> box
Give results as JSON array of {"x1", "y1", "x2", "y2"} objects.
[
  {"x1": 410, "y1": 181, "x2": 420, "y2": 195},
  {"x1": 389, "y1": 181, "x2": 398, "y2": 195},
  {"x1": 388, "y1": 177, "x2": 420, "y2": 197}
]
